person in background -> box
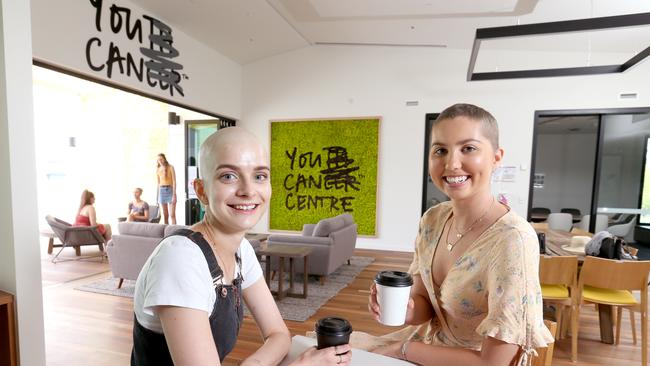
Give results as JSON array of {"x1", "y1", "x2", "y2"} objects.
[
  {"x1": 368, "y1": 103, "x2": 553, "y2": 365},
  {"x1": 127, "y1": 187, "x2": 150, "y2": 222},
  {"x1": 132, "y1": 127, "x2": 351, "y2": 366},
  {"x1": 74, "y1": 189, "x2": 112, "y2": 242},
  {"x1": 156, "y1": 153, "x2": 177, "y2": 225}
]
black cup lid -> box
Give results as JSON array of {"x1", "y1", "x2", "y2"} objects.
[
  {"x1": 314, "y1": 317, "x2": 352, "y2": 336},
  {"x1": 374, "y1": 271, "x2": 413, "y2": 287}
]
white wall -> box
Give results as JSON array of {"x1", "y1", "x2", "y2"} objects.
[
  {"x1": 0, "y1": 0, "x2": 46, "y2": 364},
  {"x1": 241, "y1": 45, "x2": 650, "y2": 252},
  {"x1": 30, "y1": 0, "x2": 242, "y2": 119},
  {"x1": 1, "y1": 2, "x2": 246, "y2": 364}
]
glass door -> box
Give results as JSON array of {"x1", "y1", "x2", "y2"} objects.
[
  {"x1": 422, "y1": 113, "x2": 448, "y2": 214},
  {"x1": 529, "y1": 108, "x2": 650, "y2": 237},
  {"x1": 530, "y1": 116, "x2": 599, "y2": 226},
  {"x1": 185, "y1": 120, "x2": 220, "y2": 224}
]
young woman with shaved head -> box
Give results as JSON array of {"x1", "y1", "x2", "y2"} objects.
[{"x1": 132, "y1": 127, "x2": 351, "y2": 366}]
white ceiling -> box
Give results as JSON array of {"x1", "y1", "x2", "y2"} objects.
[{"x1": 130, "y1": 0, "x2": 650, "y2": 64}]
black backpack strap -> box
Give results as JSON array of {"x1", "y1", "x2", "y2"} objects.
[{"x1": 166, "y1": 229, "x2": 223, "y2": 283}]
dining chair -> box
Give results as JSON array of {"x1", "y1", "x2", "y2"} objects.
[
  {"x1": 578, "y1": 256, "x2": 650, "y2": 366},
  {"x1": 560, "y1": 208, "x2": 581, "y2": 216},
  {"x1": 560, "y1": 208, "x2": 582, "y2": 223},
  {"x1": 539, "y1": 255, "x2": 578, "y2": 362},
  {"x1": 547, "y1": 213, "x2": 573, "y2": 232},
  {"x1": 532, "y1": 320, "x2": 557, "y2": 366},
  {"x1": 607, "y1": 216, "x2": 637, "y2": 243},
  {"x1": 531, "y1": 207, "x2": 551, "y2": 223},
  {"x1": 577, "y1": 214, "x2": 609, "y2": 233}
]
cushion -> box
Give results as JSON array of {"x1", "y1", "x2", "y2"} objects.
[
  {"x1": 164, "y1": 224, "x2": 190, "y2": 237},
  {"x1": 313, "y1": 214, "x2": 346, "y2": 237},
  {"x1": 118, "y1": 222, "x2": 165, "y2": 238},
  {"x1": 340, "y1": 213, "x2": 354, "y2": 226},
  {"x1": 302, "y1": 224, "x2": 316, "y2": 236},
  {"x1": 541, "y1": 284, "x2": 569, "y2": 299},
  {"x1": 582, "y1": 286, "x2": 637, "y2": 305}
]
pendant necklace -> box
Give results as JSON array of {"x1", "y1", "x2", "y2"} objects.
[
  {"x1": 446, "y1": 197, "x2": 495, "y2": 251},
  {"x1": 202, "y1": 221, "x2": 234, "y2": 298}
]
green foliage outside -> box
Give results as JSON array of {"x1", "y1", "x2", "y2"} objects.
[{"x1": 270, "y1": 119, "x2": 379, "y2": 235}]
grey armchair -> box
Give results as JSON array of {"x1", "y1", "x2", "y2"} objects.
[
  {"x1": 147, "y1": 204, "x2": 161, "y2": 223},
  {"x1": 45, "y1": 215, "x2": 106, "y2": 262},
  {"x1": 266, "y1": 213, "x2": 357, "y2": 283}
]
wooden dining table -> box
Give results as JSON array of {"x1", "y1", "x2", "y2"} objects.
[
  {"x1": 535, "y1": 225, "x2": 591, "y2": 259},
  {"x1": 531, "y1": 223, "x2": 617, "y2": 344}
]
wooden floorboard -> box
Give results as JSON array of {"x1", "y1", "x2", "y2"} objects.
[{"x1": 40, "y1": 240, "x2": 648, "y2": 365}]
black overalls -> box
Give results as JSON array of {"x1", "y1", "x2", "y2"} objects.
[{"x1": 131, "y1": 229, "x2": 243, "y2": 365}]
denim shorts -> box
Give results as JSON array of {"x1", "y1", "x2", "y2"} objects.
[{"x1": 159, "y1": 185, "x2": 173, "y2": 204}]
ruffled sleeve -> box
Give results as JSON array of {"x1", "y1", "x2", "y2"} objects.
[{"x1": 475, "y1": 226, "x2": 553, "y2": 352}]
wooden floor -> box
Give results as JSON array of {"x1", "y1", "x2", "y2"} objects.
[{"x1": 40, "y1": 240, "x2": 648, "y2": 365}]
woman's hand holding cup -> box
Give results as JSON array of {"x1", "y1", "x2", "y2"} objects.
[
  {"x1": 369, "y1": 271, "x2": 414, "y2": 326},
  {"x1": 368, "y1": 282, "x2": 381, "y2": 320}
]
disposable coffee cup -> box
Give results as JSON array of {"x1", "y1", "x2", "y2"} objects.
[
  {"x1": 374, "y1": 271, "x2": 413, "y2": 326},
  {"x1": 314, "y1": 317, "x2": 352, "y2": 350}
]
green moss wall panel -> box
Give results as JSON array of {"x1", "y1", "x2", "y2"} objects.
[{"x1": 270, "y1": 118, "x2": 380, "y2": 236}]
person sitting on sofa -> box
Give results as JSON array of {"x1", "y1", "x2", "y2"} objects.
[
  {"x1": 73, "y1": 189, "x2": 112, "y2": 242},
  {"x1": 127, "y1": 187, "x2": 150, "y2": 222},
  {"x1": 131, "y1": 127, "x2": 351, "y2": 366}
]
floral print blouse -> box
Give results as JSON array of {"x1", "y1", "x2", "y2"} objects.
[{"x1": 408, "y1": 202, "x2": 553, "y2": 356}]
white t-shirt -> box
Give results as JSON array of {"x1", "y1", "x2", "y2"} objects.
[{"x1": 133, "y1": 234, "x2": 263, "y2": 333}]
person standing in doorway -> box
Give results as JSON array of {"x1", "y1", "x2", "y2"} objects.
[{"x1": 157, "y1": 153, "x2": 176, "y2": 224}]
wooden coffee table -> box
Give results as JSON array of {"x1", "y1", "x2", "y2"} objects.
[
  {"x1": 257, "y1": 245, "x2": 312, "y2": 300},
  {"x1": 245, "y1": 232, "x2": 270, "y2": 243}
]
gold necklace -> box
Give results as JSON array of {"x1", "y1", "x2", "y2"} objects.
[
  {"x1": 201, "y1": 221, "x2": 235, "y2": 285},
  {"x1": 446, "y1": 197, "x2": 495, "y2": 251}
]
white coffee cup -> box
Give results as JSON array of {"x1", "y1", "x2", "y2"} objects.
[{"x1": 374, "y1": 271, "x2": 413, "y2": 326}]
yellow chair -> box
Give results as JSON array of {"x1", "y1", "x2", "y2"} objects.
[
  {"x1": 539, "y1": 255, "x2": 578, "y2": 362},
  {"x1": 578, "y1": 256, "x2": 650, "y2": 365}
]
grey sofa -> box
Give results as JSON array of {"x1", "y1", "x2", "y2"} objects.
[
  {"x1": 106, "y1": 222, "x2": 186, "y2": 288},
  {"x1": 106, "y1": 222, "x2": 263, "y2": 288},
  {"x1": 266, "y1": 213, "x2": 357, "y2": 283}
]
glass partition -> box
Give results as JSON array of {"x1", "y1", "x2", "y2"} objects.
[
  {"x1": 530, "y1": 108, "x2": 650, "y2": 236},
  {"x1": 596, "y1": 113, "x2": 650, "y2": 234},
  {"x1": 422, "y1": 113, "x2": 448, "y2": 215}
]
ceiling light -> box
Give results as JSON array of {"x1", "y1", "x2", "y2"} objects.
[
  {"x1": 467, "y1": 12, "x2": 650, "y2": 81},
  {"x1": 315, "y1": 42, "x2": 446, "y2": 48}
]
